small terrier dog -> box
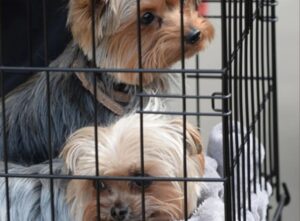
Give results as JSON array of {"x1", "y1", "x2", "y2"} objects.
[
  {"x1": 0, "y1": 114, "x2": 204, "y2": 221},
  {"x1": 0, "y1": 0, "x2": 214, "y2": 164}
]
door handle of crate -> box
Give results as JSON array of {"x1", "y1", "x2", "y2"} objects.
[
  {"x1": 211, "y1": 92, "x2": 223, "y2": 112},
  {"x1": 211, "y1": 92, "x2": 231, "y2": 113}
]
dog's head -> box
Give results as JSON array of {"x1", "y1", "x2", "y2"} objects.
[
  {"x1": 61, "y1": 114, "x2": 204, "y2": 221},
  {"x1": 68, "y1": 0, "x2": 214, "y2": 86}
]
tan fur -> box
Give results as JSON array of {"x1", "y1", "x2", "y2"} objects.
[
  {"x1": 61, "y1": 113, "x2": 205, "y2": 221},
  {"x1": 67, "y1": 0, "x2": 214, "y2": 86},
  {"x1": 169, "y1": 118, "x2": 205, "y2": 175}
]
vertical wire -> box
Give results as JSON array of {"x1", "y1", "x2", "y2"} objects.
[
  {"x1": 255, "y1": 0, "x2": 263, "y2": 189},
  {"x1": 260, "y1": 0, "x2": 268, "y2": 191},
  {"x1": 26, "y1": 0, "x2": 33, "y2": 69},
  {"x1": 195, "y1": 54, "x2": 200, "y2": 128},
  {"x1": 250, "y1": 1, "x2": 257, "y2": 195},
  {"x1": 42, "y1": 1, "x2": 55, "y2": 220},
  {"x1": 196, "y1": 55, "x2": 201, "y2": 128},
  {"x1": 90, "y1": 0, "x2": 101, "y2": 220},
  {"x1": 221, "y1": 0, "x2": 233, "y2": 220},
  {"x1": 266, "y1": 0, "x2": 274, "y2": 189},
  {"x1": 195, "y1": 1, "x2": 200, "y2": 128},
  {"x1": 270, "y1": 0, "x2": 280, "y2": 204},
  {"x1": 136, "y1": 1, "x2": 146, "y2": 220},
  {"x1": 0, "y1": 75, "x2": 10, "y2": 221},
  {"x1": 0, "y1": 1, "x2": 2, "y2": 66},
  {"x1": 252, "y1": 0, "x2": 259, "y2": 195},
  {"x1": 238, "y1": 0, "x2": 246, "y2": 219},
  {"x1": 244, "y1": 0, "x2": 252, "y2": 212},
  {"x1": 233, "y1": 0, "x2": 241, "y2": 219},
  {"x1": 228, "y1": 0, "x2": 237, "y2": 219},
  {"x1": 179, "y1": 1, "x2": 188, "y2": 220},
  {"x1": 0, "y1": 3, "x2": 11, "y2": 218},
  {"x1": 91, "y1": 0, "x2": 97, "y2": 73}
]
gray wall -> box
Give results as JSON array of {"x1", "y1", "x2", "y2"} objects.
[{"x1": 277, "y1": 0, "x2": 300, "y2": 220}]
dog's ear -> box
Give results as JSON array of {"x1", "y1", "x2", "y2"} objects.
[
  {"x1": 184, "y1": 121, "x2": 205, "y2": 175},
  {"x1": 169, "y1": 118, "x2": 203, "y2": 154},
  {"x1": 60, "y1": 127, "x2": 99, "y2": 175},
  {"x1": 169, "y1": 118, "x2": 205, "y2": 174},
  {"x1": 67, "y1": 0, "x2": 117, "y2": 54}
]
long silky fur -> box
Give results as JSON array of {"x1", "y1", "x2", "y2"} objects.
[
  {"x1": 0, "y1": 160, "x2": 70, "y2": 221},
  {"x1": 0, "y1": 42, "x2": 175, "y2": 165},
  {"x1": 0, "y1": 0, "x2": 213, "y2": 165}
]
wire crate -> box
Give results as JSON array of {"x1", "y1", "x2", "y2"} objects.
[{"x1": 0, "y1": 0, "x2": 290, "y2": 221}]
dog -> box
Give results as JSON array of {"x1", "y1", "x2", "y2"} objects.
[
  {"x1": 0, "y1": 0, "x2": 214, "y2": 164},
  {"x1": 0, "y1": 113, "x2": 204, "y2": 221}
]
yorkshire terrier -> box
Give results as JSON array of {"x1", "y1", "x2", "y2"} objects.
[
  {"x1": 0, "y1": 0, "x2": 214, "y2": 164},
  {"x1": 0, "y1": 114, "x2": 204, "y2": 221}
]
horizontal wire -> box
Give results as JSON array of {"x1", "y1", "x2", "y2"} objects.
[
  {"x1": 207, "y1": 15, "x2": 277, "y2": 21},
  {"x1": 203, "y1": 0, "x2": 278, "y2": 6},
  {"x1": 136, "y1": 93, "x2": 231, "y2": 100},
  {"x1": 0, "y1": 173, "x2": 226, "y2": 182},
  {"x1": 0, "y1": 66, "x2": 225, "y2": 75},
  {"x1": 203, "y1": 0, "x2": 274, "y2": 2},
  {"x1": 136, "y1": 110, "x2": 231, "y2": 117}
]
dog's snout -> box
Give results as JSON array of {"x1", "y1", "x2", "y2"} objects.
[
  {"x1": 185, "y1": 28, "x2": 201, "y2": 44},
  {"x1": 111, "y1": 205, "x2": 129, "y2": 221}
]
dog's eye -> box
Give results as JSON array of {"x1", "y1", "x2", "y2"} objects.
[
  {"x1": 93, "y1": 180, "x2": 107, "y2": 191},
  {"x1": 141, "y1": 12, "x2": 155, "y2": 25},
  {"x1": 131, "y1": 173, "x2": 152, "y2": 189}
]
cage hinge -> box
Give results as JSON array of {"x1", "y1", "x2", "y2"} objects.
[{"x1": 258, "y1": 1, "x2": 278, "y2": 22}]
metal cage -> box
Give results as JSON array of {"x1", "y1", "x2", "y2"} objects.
[{"x1": 0, "y1": 0, "x2": 290, "y2": 221}]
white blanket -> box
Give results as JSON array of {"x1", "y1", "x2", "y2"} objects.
[{"x1": 186, "y1": 123, "x2": 272, "y2": 221}]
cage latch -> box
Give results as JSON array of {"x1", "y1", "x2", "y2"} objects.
[{"x1": 211, "y1": 92, "x2": 223, "y2": 112}]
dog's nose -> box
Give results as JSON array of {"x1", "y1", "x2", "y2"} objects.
[
  {"x1": 185, "y1": 28, "x2": 201, "y2": 44},
  {"x1": 111, "y1": 205, "x2": 129, "y2": 221}
]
